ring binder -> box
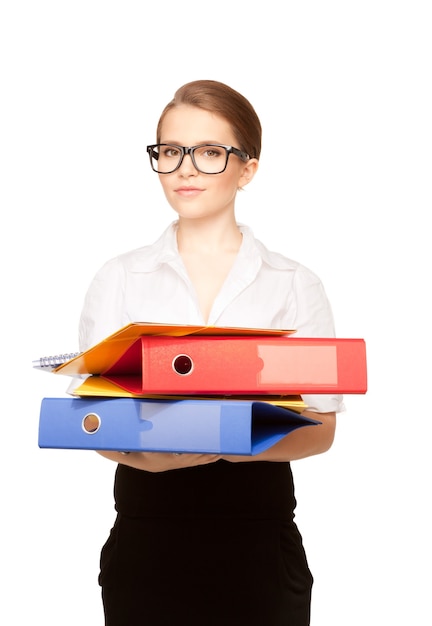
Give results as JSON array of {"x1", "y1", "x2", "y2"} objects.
[
  {"x1": 38, "y1": 397, "x2": 321, "y2": 455},
  {"x1": 60, "y1": 335, "x2": 367, "y2": 396},
  {"x1": 32, "y1": 323, "x2": 367, "y2": 394}
]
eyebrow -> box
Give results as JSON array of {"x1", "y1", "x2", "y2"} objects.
[{"x1": 158, "y1": 140, "x2": 232, "y2": 146}]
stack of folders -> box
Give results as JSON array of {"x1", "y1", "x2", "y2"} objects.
[{"x1": 35, "y1": 322, "x2": 367, "y2": 455}]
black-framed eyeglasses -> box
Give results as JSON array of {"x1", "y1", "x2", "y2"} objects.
[{"x1": 146, "y1": 143, "x2": 250, "y2": 174}]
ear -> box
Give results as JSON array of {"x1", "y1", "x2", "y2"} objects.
[{"x1": 238, "y1": 158, "x2": 259, "y2": 188}]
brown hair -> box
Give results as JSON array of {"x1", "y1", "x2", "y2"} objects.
[{"x1": 156, "y1": 80, "x2": 262, "y2": 159}]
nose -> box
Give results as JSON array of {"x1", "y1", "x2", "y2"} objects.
[{"x1": 178, "y1": 152, "x2": 198, "y2": 176}]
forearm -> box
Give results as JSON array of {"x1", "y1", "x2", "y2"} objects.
[
  {"x1": 221, "y1": 410, "x2": 336, "y2": 463},
  {"x1": 96, "y1": 410, "x2": 336, "y2": 470}
]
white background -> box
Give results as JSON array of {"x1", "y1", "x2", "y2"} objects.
[{"x1": 1, "y1": 1, "x2": 431, "y2": 624}]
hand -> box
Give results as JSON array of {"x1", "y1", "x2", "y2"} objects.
[
  {"x1": 137, "y1": 452, "x2": 222, "y2": 473},
  {"x1": 97, "y1": 450, "x2": 222, "y2": 473}
]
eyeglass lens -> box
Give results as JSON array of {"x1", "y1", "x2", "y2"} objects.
[{"x1": 150, "y1": 145, "x2": 229, "y2": 174}]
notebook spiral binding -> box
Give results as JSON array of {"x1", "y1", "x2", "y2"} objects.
[{"x1": 32, "y1": 352, "x2": 82, "y2": 371}]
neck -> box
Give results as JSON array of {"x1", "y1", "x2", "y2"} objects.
[{"x1": 176, "y1": 216, "x2": 242, "y2": 255}]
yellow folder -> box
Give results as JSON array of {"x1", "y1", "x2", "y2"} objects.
[{"x1": 55, "y1": 321, "x2": 295, "y2": 377}]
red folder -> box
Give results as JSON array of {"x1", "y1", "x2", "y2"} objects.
[{"x1": 58, "y1": 332, "x2": 367, "y2": 396}]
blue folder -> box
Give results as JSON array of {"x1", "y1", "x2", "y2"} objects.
[{"x1": 38, "y1": 397, "x2": 320, "y2": 456}]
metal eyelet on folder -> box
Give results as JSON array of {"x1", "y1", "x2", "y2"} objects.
[
  {"x1": 82, "y1": 412, "x2": 101, "y2": 434},
  {"x1": 172, "y1": 354, "x2": 193, "y2": 375}
]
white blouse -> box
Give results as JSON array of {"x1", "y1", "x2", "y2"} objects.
[{"x1": 77, "y1": 221, "x2": 345, "y2": 413}]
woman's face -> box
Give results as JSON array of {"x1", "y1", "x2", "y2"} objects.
[{"x1": 156, "y1": 105, "x2": 257, "y2": 221}]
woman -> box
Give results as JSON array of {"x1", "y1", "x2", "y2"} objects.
[{"x1": 78, "y1": 79, "x2": 344, "y2": 625}]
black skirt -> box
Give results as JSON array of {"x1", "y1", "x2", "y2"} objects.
[{"x1": 99, "y1": 460, "x2": 313, "y2": 626}]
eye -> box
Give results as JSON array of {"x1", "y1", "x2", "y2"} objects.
[
  {"x1": 198, "y1": 146, "x2": 224, "y2": 159},
  {"x1": 162, "y1": 146, "x2": 181, "y2": 158}
]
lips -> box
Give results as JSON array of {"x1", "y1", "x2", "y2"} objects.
[{"x1": 174, "y1": 186, "x2": 203, "y2": 196}]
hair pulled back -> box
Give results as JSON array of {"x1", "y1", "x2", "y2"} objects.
[{"x1": 156, "y1": 80, "x2": 262, "y2": 159}]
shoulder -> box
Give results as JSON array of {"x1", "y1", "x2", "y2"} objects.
[
  {"x1": 96, "y1": 222, "x2": 178, "y2": 275},
  {"x1": 240, "y1": 223, "x2": 323, "y2": 285}
]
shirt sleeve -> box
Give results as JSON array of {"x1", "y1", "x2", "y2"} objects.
[
  {"x1": 291, "y1": 264, "x2": 346, "y2": 414},
  {"x1": 78, "y1": 257, "x2": 127, "y2": 351},
  {"x1": 66, "y1": 257, "x2": 128, "y2": 395}
]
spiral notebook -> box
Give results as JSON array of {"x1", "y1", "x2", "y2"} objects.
[
  {"x1": 32, "y1": 352, "x2": 82, "y2": 371},
  {"x1": 31, "y1": 322, "x2": 293, "y2": 373}
]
